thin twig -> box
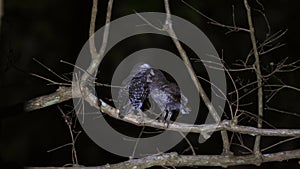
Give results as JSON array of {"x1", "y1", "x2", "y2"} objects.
[
  {"x1": 60, "y1": 60, "x2": 95, "y2": 80},
  {"x1": 182, "y1": 0, "x2": 249, "y2": 33},
  {"x1": 179, "y1": 131, "x2": 196, "y2": 155},
  {"x1": 57, "y1": 106, "x2": 79, "y2": 165},
  {"x1": 30, "y1": 73, "x2": 71, "y2": 86},
  {"x1": 131, "y1": 126, "x2": 145, "y2": 159},
  {"x1": 33, "y1": 58, "x2": 71, "y2": 82},
  {"x1": 261, "y1": 136, "x2": 300, "y2": 152}
]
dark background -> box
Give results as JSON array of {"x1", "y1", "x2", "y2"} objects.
[{"x1": 0, "y1": 0, "x2": 299, "y2": 168}]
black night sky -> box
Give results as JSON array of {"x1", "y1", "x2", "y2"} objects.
[{"x1": 0, "y1": 0, "x2": 299, "y2": 168}]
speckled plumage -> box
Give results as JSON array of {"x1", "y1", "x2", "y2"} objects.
[{"x1": 118, "y1": 63, "x2": 190, "y2": 123}]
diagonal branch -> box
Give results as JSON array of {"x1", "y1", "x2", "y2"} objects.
[
  {"x1": 28, "y1": 148, "x2": 300, "y2": 169},
  {"x1": 163, "y1": 0, "x2": 231, "y2": 154},
  {"x1": 244, "y1": 0, "x2": 264, "y2": 157},
  {"x1": 25, "y1": 87, "x2": 74, "y2": 112}
]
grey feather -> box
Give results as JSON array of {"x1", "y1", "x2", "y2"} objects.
[{"x1": 118, "y1": 63, "x2": 191, "y2": 123}]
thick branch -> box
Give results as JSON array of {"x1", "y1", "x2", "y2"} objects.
[
  {"x1": 98, "y1": 99, "x2": 300, "y2": 137},
  {"x1": 89, "y1": 0, "x2": 98, "y2": 59},
  {"x1": 163, "y1": 0, "x2": 220, "y2": 123},
  {"x1": 163, "y1": 0, "x2": 231, "y2": 154},
  {"x1": 28, "y1": 148, "x2": 300, "y2": 168},
  {"x1": 21, "y1": 86, "x2": 300, "y2": 137},
  {"x1": 244, "y1": 0, "x2": 264, "y2": 156},
  {"x1": 81, "y1": 0, "x2": 113, "y2": 82},
  {"x1": 24, "y1": 87, "x2": 74, "y2": 112}
]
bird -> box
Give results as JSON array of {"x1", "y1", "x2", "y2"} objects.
[
  {"x1": 118, "y1": 63, "x2": 151, "y2": 118},
  {"x1": 118, "y1": 63, "x2": 190, "y2": 124}
]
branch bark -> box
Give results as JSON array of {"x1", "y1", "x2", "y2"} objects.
[
  {"x1": 81, "y1": 0, "x2": 113, "y2": 82},
  {"x1": 24, "y1": 86, "x2": 74, "y2": 112},
  {"x1": 27, "y1": 148, "x2": 300, "y2": 169},
  {"x1": 163, "y1": 0, "x2": 231, "y2": 154},
  {"x1": 23, "y1": 92, "x2": 300, "y2": 137},
  {"x1": 244, "y1": 0, "x2": 264, "y2": 157}
]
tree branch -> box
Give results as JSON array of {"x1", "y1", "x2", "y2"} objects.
[
  {"x1": 27, "y1": 148, "x2": 300, "y2": 168},
  {"x1": 89, "y1": 0, "x2": 98, "y2": 59},
  {"x1": 98, "y1": 99, "x2": 300, "y2": 137},
  {"x1": 22, "y1": 90, "x2": 300, "y2": 137},
  {"x1": 24, "y1": 87, "x2": 74, "y2": 112},
  {"x1": 163, "y1": 0, "x2": 231, "y2": 154},
  {"x1": 81, "y1": 0, "x2": 113, "y2": 82},
  {"x1": 244, "y1": 0, "x2": 264, "y2": 157}
]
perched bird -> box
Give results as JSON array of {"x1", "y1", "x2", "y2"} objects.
[
  {"x1": 146, "y1": 68, "x2": 190, "y2": 122},
  {"x1": 118, "y1": 63, "x2": 190, "y2": 124},
  {"x1": 118, "y1": 63, "x2": 151, "y2": 118}
]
